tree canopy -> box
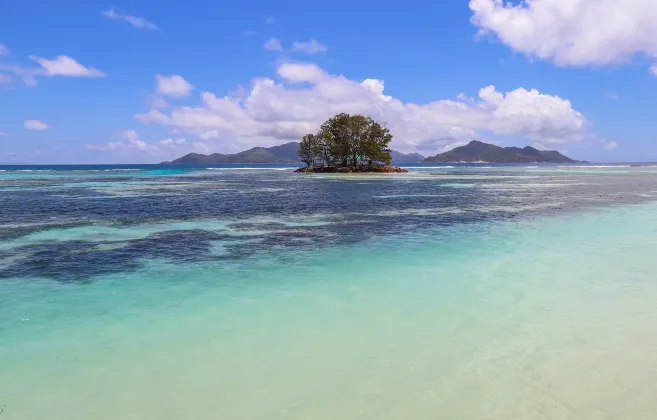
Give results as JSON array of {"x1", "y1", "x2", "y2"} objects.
[{"x1": 298, "y1": 113, "x2": 393, "y2": 167}]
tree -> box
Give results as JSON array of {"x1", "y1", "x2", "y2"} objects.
[
  {"x1": 298, "y1": 113, "x2": 393, "y2": 168},
  {"x1": 298, "y1": 134, "x2": 317, "y2": 167},
  {"x1": 363, "y1": 120, "x2": 392, "y2": 165},
  {"x1": 315, "y1": 130, "x2": 335, "y2": 167}
]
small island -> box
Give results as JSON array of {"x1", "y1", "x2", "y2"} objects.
[{"x1": 295, "y1": 113, "x2": 408, "y2": 173}]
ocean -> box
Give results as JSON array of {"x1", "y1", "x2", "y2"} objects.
[{"x1": 1, "y1": 163, "x2": 657, "y2": 419}]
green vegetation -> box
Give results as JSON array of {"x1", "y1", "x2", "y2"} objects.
[
  {"x1": 162, "y1": 142, "x2": 300, "y2": 164},
  {"x1": 298, "y1": 113, "x2": 393, "y2": 168},
  {"x1": 423, "y1": 140, "x2": 577, "y2": 163}
]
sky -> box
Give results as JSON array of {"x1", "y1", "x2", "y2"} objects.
[{"x1": 1, "y1": 0, "x2": 657, "y2": 163}]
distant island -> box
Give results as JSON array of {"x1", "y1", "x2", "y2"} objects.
[
  {"x1": 424, "y1": 140, "x2": 578, "y2": 163},
  {"x1": 163, "y1": 127, "x2": 582, "y2": 166},
  {"x1": 162, "y1": 142, "x2": 423, "y2": 165},
  {"x1": 161, "y1": 142, "x2": 300, "y2": 164}
]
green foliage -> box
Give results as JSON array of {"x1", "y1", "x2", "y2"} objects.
[
  {"x1": 298, "y1": 134, "x2": 317, "y2": 167},
  {"x1": 297, "y1": 113, "x2": 393, "y2": 167}
]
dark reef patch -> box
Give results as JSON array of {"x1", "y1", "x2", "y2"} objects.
[{"x1": 2, "y1": 166, "x2": 656, "y2": 281}]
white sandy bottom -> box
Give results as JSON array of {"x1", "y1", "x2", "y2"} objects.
[{"x1": 2, "y1": 203, "x2": 657, "y2": 419}]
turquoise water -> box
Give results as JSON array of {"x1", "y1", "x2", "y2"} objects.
[{"x1": 1, "y1": 165, "x2": 657, "y2": 419}]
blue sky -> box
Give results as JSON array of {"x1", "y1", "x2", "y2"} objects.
[{"x1": 1, "y1": 0, "x2": 657, "y2": 163}]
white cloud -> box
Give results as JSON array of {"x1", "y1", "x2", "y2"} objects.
[
  {"x1": 24, "y1": 120, "x2": 49, "y2": 130},
  {"x1": 86, "y1": 131, "x2": 193, "y2": 158},
  {"x1": 192, "y1": 142, "x2": 210, "y2": 154},
  {"x1": 264, "y1": 37, "x2": 283, "y2": 52},
  {"x1": 470, "y1": 0, "x2": 657, "y2": 68},
  {"x1": 156, "y1": 74, "x2": 194, "y2": 97},
  {"x1": 159, "y1": 138, "x2": 187, "y2": 145},
  {"x1": 102, "y1": 8, "x2": 157, "y2": 30},
  {"x1": 134, "y1": 62, "x2": 588, "y2": 153},
  {"x1": 0, "y1": 44, "x2": 9, "y2": 57},
  {"x1": 276, "y1": 62, "x2": 327, "y2": 83},
  {"x1": 0, "y1": 63, "x2": 38, "y2": 86},
  {"x1": 650, "y1": 64, "x2": 657, "y2": 77},
  {"x1": 291, "y1": 40, "x2": 327, "y2": 54},
  {"x1": 117, "y1": 129, "x2": 140, "y2": 142},
  {"x1": 361, "y1": 79, "x2": 392, "y2": 101},
  {"x1": 0, "y1": 73, "x2": 12, "y2": 83},
  {"x1": 87, "y1": 130, "x2": 161, "y2": 154},
  {"x1": 600, "y1": 139, "x2": 618, "y2": 150},
  {"x1": 442, "y1": 141, "x2": 471, "y2": 152},
  {"x1": 532, "y1": 143, "x2": 548, "y2": 151},
  {"x1": 456, "y1": 93, "x2": 474, "y2": 102},
  {"x1": 29, "y1": 55, "x2": 105, "y2": 77}
]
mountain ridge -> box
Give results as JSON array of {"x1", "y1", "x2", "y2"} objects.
[
  {"x1": 162, "y1": 140, "x2": 581, "y2": 165},
  {"x1": 162, "y1": 142, "x2": 426, "y2": 164},
  {"x1": 424, "y1": 140, "x2": 578, "y2": 163}
]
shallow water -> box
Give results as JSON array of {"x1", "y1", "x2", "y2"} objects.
[{"x1": 1, "y1": 164, "x2": 657, "y2": 419}]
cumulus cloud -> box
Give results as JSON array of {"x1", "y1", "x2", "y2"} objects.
[
  {"x1": 134, "y1": 62, "x2": 588, "y2": 153},
  {"x1": 276, "y1": 62, "x2": 326, "y2": 83},
  {"x1": 24, "y1": 120, "x2": 49, "y2": 130},
  {"x1": 102, "y1": 8, "x2": 157, "y2": 30},
  {"x1": 0, "y1": 53, "x2": 104, "y2": 86},
  {"x1": 264, "y1": 37, "x2": 283, "y2": 51},
  {"x1": 87, "y1": 130, "x2": 192, "y2": 156},
  {"x1": 29, "y1": 55, "x2": 105, "y2": 77},
  {"x1": 470, "y1": 0, "x2": 657, "y2": 68},
  {"x1": 291, "y1": 40, "x2": 327, "y2": 54},
  {"x1": 88, "y1": 131, "x2": 154, "y2": 153},
  {"x1": 156, "y1": 74, "x2": 194, "y2": 97}
]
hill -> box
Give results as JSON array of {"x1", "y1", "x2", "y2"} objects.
[
  {"x1": 424, "y1": 140, "x2": 576, "y2": 163},
  {"x1": 390, "y1": 150, "x2": 425, "y2": 163},
  {"x1": 162, "y1": 142, "x2": 301, "y2": 164},
  {"x1": 163, "y1": 142, "x2": 425, "y2": 164}
]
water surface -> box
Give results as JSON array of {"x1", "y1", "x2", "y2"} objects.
[{"x1": 1, "y1": 164, "x2": 657, "y2": 419}]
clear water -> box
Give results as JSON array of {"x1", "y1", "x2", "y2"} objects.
[{"x1": 1, "y1": 164, "x2": 657, "y2": 419}]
